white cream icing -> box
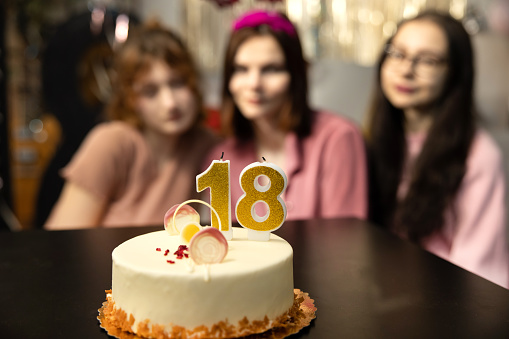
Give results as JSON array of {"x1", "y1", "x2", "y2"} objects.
[{"x1": 111, "y1": 227, "x2": 294, "y2": 334}]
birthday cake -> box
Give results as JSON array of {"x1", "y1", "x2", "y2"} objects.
[
  {"x1": 99, "y1": 161, "x2": 316, "y2": 338},
  {"x1": 101, "y1": 227, "x2": 299, "y2": 338}
]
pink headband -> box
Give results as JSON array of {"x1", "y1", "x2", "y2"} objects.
[{"x1": 232, "y1": 10, "x2": 296, "y2": 36}]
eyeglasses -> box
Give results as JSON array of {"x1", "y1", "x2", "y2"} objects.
[{"x1": 383, "y1": 44, "x2": 448, "y2": 79}]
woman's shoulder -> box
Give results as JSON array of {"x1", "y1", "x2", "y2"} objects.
[
  {"x1": 94, "y1": 120, "x2": 138, "y2": 133},
  {"x1": 79, "y1": 121, "x2": 143, "y2": 158},
  {"x1": 63, "y1": 122, "x2": 141, "y2": 181},
  {"x1": 467, "y1": 129, "x2": 504, "y2": 175},
  {"x1": 470, "y1": 129, "x2": 503, "y2": 162},
  {"x1": 310, "y1": 110, "x2": 363, "y2": 141},
  {"x1": 86, "y1": 121, "x2": 140, "y2": 141}
]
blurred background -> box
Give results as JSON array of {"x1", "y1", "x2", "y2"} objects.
[{"x1": 1, "y1": 0, "x2": 508, "y2": 230}]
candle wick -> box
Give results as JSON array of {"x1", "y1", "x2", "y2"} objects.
[
  {"x1": 220, "y1": 152, "x2": 224, "y2": 160},
  {"x1": 262, "y1": 156, "x2": 266, "y2": 162}
]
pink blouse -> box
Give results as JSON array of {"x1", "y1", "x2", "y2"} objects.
[
  {"x1": 62, "y1": 121, "x2": 218, "y2": 227},
  {"x1": 204, "y1": 111, "x2": 368, "y2": 221},
  {"x1": 400, "y1": 129, "x2": 509, "y2": 288}
]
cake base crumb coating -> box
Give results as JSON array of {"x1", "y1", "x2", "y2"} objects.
[{"x1": 98, "y1": 289, "x2": 316, "y2": 339}]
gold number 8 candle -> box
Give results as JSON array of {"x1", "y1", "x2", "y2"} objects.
[
  {"x1": 196, "y1": 156, "x2": 232, "y2": 240},
  {"x1": 236, "y1": 159, "x2": 287, "y2": 241}
]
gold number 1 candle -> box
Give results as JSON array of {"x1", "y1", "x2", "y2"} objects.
[
  {"x1": 196, "y1": 154, "x2": 232, "y2": 240},
  {"x1": 236, "y1": 158, "x2": 287, "y2": 241}
]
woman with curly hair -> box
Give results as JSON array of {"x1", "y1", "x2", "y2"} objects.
[{"x1": 46, "y1": 21, "x2": 217, "y2": 229}]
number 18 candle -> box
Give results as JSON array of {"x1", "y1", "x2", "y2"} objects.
[{"x1": 236, "y1": 159, "x2": 287, "y2": 241}]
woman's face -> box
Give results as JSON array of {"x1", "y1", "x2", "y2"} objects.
[
  {"x1": 134, "y1": 59, "x2": 197, "y2": 136},
  {"x1": 381, "y1": 20, "x2": 449, "y2": 112},
  {"x1": 229, "y1": 35, "x2": 291, "y2": 124}
]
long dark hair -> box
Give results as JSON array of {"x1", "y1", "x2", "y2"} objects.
[
  {"x1": 365, "y1": 11, "x2": 476, "y2": 242},
  {"x1": 221, "y1": 12, "x2": 312, "y2": 140}
]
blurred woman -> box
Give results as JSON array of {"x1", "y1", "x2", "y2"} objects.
[
  {"x1": 365, "y1": 11, "x2": 508, "y2": 288},
  {"x1": 205, "y1": 10, "x2": 367, "y2": 220},
  {"x1": 45, "y1": 21, "x2": 217, "y2": 229}
]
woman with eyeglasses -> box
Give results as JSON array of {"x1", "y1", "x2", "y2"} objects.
[
  {"x1": 204, "y1": 10, "x2": 367, "y2": 221},
  {"x1": 365, "y1": 11, "x2": 508, "y2": 288}
]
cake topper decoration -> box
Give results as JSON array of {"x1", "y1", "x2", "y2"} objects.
[
  {"x1": 165, "y1": 200, "x2": 229, "y2": 267},
  {"x1": 180, "y1": 223, "x2": 202, "y2": 244},
  {"x1": 165, "y1": 199, "x2": 224, "y2": 246},
  {"x1": 236, "y1": 157, "x2": 288, "y2": 241},
  {"x1": 189, "y1": 227, "x2": 228, "y2": 265},
  {"x1": 197, "y1": 153, "x2": 232, "y2": 240},
  {"x1": 199, "y1": 155, "x2": 288, "y2": 241},
  {"x1": 164, "y1": 204, "x2": 200, "y2": 236}
]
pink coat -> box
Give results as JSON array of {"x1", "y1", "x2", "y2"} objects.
[
  {"x1": 203, "y1": 111, "x2": 368, "y2": 221},
  {"x1": 62, "y1": 121, "x2": 218, "y2": 227},
  {"x1": 400, "y1": 130, "x2": 509, "y2": 288}
]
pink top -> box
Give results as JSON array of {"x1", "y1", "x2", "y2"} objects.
[
  {"x1": 400, "y1": 129, "x2": 509, "y2": 288},
  {"x1": 62, "y1": 121, "x2": 218, "y2": 227},
  {"x1": 204, "y1": 111, "x2": 368, "y2": 221}
]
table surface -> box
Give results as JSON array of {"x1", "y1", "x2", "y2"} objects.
[{"x1": 1, "y1": 218, "x2": 509, "y2": 339}]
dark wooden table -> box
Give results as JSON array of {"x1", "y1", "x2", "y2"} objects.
[{"x1": 1, "y1": 218, "x2": 509, "y2": 339}]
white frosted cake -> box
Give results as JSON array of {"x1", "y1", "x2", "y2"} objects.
[{"x1": 102, "y1": 227, "x2": 296, "y2": 338}]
